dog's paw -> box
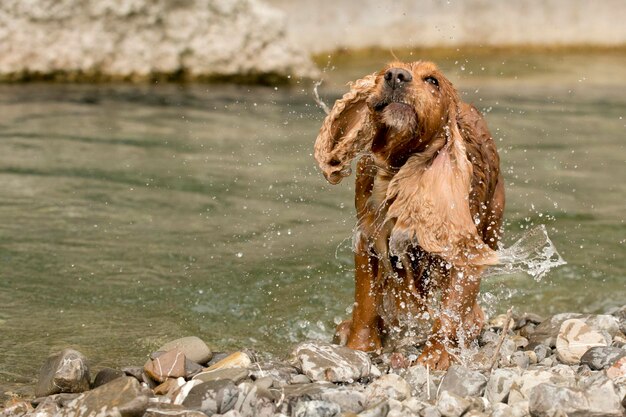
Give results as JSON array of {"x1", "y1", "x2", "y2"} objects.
[
  {"x1": 333, "y1": 320, "x2": 352, "y2": 346},
  {"x1": 416, "y1": 341, "x2": 453, "y2": 370}
]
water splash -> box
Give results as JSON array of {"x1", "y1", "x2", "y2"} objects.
[{"x1": 487, "y1": 224, "x2": 566, "y2": 281}]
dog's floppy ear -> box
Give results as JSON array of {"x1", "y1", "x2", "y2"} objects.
[
  {"x1": 386, "y1": 111, "x2": 498, "y2": 267},
  {"x1": 314, "y1": 74, "x2": 377, "y2": 184}
]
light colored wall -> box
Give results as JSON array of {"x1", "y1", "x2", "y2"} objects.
[{"x1": 268, "y1": 0, "x2": 626, "y2": 53}]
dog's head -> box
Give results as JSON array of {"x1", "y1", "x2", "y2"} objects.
[{"x1": 314, "y1": 61, "x2": 461, "y2": 184}]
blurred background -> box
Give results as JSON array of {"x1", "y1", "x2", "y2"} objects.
[{"x1": 0, "y1": 0, "x2": 624, "y2": 400}]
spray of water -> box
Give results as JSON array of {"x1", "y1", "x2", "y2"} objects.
[{"x1": 488, "y1": 224, "x2": 566, "y2": 281}]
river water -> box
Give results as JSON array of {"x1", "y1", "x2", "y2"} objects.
[{"x1": 0, "y1": 51, "x2": 624, "y2": 397}]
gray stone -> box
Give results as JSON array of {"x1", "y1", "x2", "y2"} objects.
[
  {"x1": 528, "y1": 382, "x2": 623, "y2": 417},
  {"x1": 31, "y1": 396, "x2": 61, "y2": 416},
  {"x1": 365, "y1": 374, "x2": 411, "y2": 406},
  {"x1": 144, "y1": 403, "x2": 208, "y2": 417},
  {"x1": 57, "y1": 376, "x2": 150, "y2": 417},
  {"x1": 35, "y1": 348, "x2": 91, "y2": 397},
  {"x1": 579, "y1": 373, "x2": 625, "y2": 416},
  {"x1": 0, "y1": 0, "x2": 318, "y2": 82},
  {"x1": 294, "y1": 341, "x2": 372, "y2": 383},
  {"x1": 484, "y1": 368, "x2": 521, "y2": 404},
  {"x1": 193, "y1": 367, "x2": 250, "y2": 384},
  {"x1": 508, "y1": 351, "x2": 530, "y2": 369},
  {"x1": 438, "y1": 365, "x2": 487, "y2": 398},
  {"x1": 293, "y1": 400, "x2": 341, "y2": 417},
  {"x1": 233, "y1": 382, "x2": 274, "y2": 417},
  {"x1": 490, "y1": 403, "x2": 515, "y2": 417},
  {"x1": 93, "y1": 367, "x2": 125, "y2": 388},
  {"x1": 530, "y1": 313, "x2": 619, "y2": 349},
  {"x1": 319, "y1": 387, "x2": 366, "y2": 414},
  {"x1": 159, "y1": 336, "x2": 213, "y2": 364},
  {"x1": 436, "y1": 391, "x2": 470, "y2": 417},
  {"x1": 357, "y1": 400, "x2": 390, "y2": 417},
  {"x1": 421, "y1": 405, "x2": 442, "y2": 417},
  {"x1": 517, "y1": 368, "x2": 575, "y2": 399},
  {"x1": 555, "y1": 319, "x2": 609, "y2": 364},
  {"x1": 290, "y1": 374, "x2": 312, "y2": 384},
  {"x1": 0, "y1": 401, "x2": 33, "y2": 416},
  {"x1": 249, "y1": 361, "x2": 298, "y2": 386},
  {"x1": 403, "y1": 364, "x2": 438, "y2": 401},
  {"x1": 532, "y1": 344, "x2": 550, "y2": 362},
  {"x1": 182, "y1": 379, "x2": 239, "y2": 415},
  {"x1": 580, "y1": 346, "x2": 626, "y2": 370}
]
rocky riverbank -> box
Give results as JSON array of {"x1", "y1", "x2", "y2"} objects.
[
  {"x1": 2, "y1": 307, "x2": 625, "y2": 417},
  {"x1": 0, "y1": 0, "x2": 318, "y2": 83}
]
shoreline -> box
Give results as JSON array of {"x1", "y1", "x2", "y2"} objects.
[
  {"x1": 3, "y1": 306, "x2": 625, "y2": 417},
  {"x1": 1, "y1": 45, "x2": 624, "y2": 85}
]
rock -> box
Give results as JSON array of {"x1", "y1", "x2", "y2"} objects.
[
  {"x1": 144, "y1": 403, "x2": 208, "y2": 417},
  {"x1": 581, "y1": 373, "x2": 625, "y2": 416},
  {"x1": 357, "y1": 400, "x2": 389, "y2": 417},
  {"x1": 556, "y1": 319, "x2": 608, "y2": 364},
  {"x1": 530, "y1": 313, "x2": 619, "y2": 348},
  {"x1": 154, "y1": 377, "x2": 186, "y2": 396},
  {"x1": 0, "y1": 400, "x2": 33, "y2": 417},
  {"x1": 31, "y1": 396, "x2": 61, "y2": 415},
  {"x1": 365, "y1": 374, "x2": 411, "y2": 406},
  {"x1": 607, "y1": 356, "x2": 626, "y2": 379},
  {"x1": 484, "y1": 368, "x2": 521, "y2": 404},
  {"x1": 403, "y1": 365, "x2": 438, "y2": 401},
  {"x1": 57, "y1": 376, "x2": 150, "y2": 417},
  {"x1": 436, "y1": 391, "x2": 470, "y2": 417},
  {"x1": 517, "y1": 368, "x2": 575, "y2": 399},
  {"x1": 319, "y1": 387, "x2": 367, "y2": 414},
  {"x1": 249, "y1": 361, "x2": 299, "y2": 386},
  {"x1": 490, "y1": 403, "x2": 515, "y2": 417},
  {"x1": 0, "y1": 0, "x2": 318, "y2": 82},
  {"x1": 438, "y1": 365, "x2": 487, "y2": 398},
  {"x1": 508, "y1": 351, "x2": 530, "y2": 369},
  {"x1": 529, "y1": 381, "x2": 624, "y2": 417},
  {"x1": 158, "y1": 336, "x2": 213, "y2": 364},
  {"x1": 193, "y1": 367, "x2": 250, "y2": 384},
  {"x1": 524, "y1": 350, "x2": 538, "y2": 365},
  {"x1": 293, "y1": 400, "x2": 341, "y2": 417},
  {"x1": 529, "y1": 313, "x2": 585, "y2": 348},
  {"x1": 93, "y1": 367, "x2": 125, "y2": 388},
  {"x1": 291, "y1": 374, "x2": 313, "y2": 384},
  {"x1": 34, "y1": 348, "x2": 91, "y2": 397},
  {"x1": 532, "y1": 344, "x2": 550, "y2": 362},
  {"x1": 294, "y1": 342, "x2": 372, "y2": 383},
  {"x1": 580, "y1": 346, "x2": 626, "y2": 370},
  {"x1": 205, "y1": 352, "x2": 252, "y2": 372},
  {"x1": 144, "y1": 349, "x2": 188, "y2": 382},
  {"x1": 421, "y1": 405, "x2": 442, "y2": 417},
  {"x1": 233, "y1": 381, "x2": 273, "y2": 417},
  {"x1": 181, "y1": 379, "x2": 239, "y2": 415}
]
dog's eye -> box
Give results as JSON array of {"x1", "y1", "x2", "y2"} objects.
[{"x1": 424, "y1": 76, "x2": 439, "y2": 87}]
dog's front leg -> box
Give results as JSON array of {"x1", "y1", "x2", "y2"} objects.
[{"x1": 417, "y1": 265, "x2": 485, "y2": 369}]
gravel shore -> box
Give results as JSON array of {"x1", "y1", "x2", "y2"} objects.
[{"x1": 2, "y1": 306, "x2": 625, "y2": 417}]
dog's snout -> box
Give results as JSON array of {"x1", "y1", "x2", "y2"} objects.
[{"x1": 384, "y1": 68, "x2": 412, "y2": 89}]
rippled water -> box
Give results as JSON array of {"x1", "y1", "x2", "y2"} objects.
[{"x1": 1, "y1": 51, "x2": 625, "y2": 398}]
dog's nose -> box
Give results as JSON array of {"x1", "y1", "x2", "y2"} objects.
[{"x1": 384, "y1": 68, "x2": 412, "y2": 89}]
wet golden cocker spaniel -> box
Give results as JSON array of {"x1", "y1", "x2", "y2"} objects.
[{"x1": 314, "y1": 61, "x2": 505, "y2": 370}]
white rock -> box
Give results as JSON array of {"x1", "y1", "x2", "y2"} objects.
[
  {"x1": 556, "y1": 319, "x2": 608, "y2": 364},
  {"x1": 0, "y1": 0, "x2": 318, "y2": 81},
  {"x1": 365, "y1": 373, "x2": 411, "y2": 407}
]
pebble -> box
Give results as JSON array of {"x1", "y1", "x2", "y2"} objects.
[
  {"x1": 144, "y1": 349, "x2": 188, "y2": 382},
  {"x1": 205, "y1": 351, "x2": 252, "y2": 372},
  {"x1": 293, "y1": 400, "x2": 341, "y2": 417},
  {"x1": 580, "y1": 346, "x2": 626, "y2": 370},
  {"x1": 438, "y1": 365, "x2": 487, "y2": 398},
  {"x1": 35, "y1": 348, "x2": 91, "y2": 397},
  {"x1": 56, "y1": 376, "x2": 150, "y2": 417},
  {"x1": 193, "y1": 367, "x2": 250, "y2": 384},
  {"x1": 92, "y1": 367, "x2": 125, "y2": 388},
  {"x1": 158, "y1": 336, "x2": 213, "y2": 364},
  {"x1": 403, "y1": 364, "x2": 439, "y2": 401},
  {"x1": 181, "y1": 379, "x2": 239, "y2": 415},
  {"x1": 532, "y1": 344, "x2": 550, "y2": 362},
  {"x1": 555, "y1": 319, "x2": 608, "y2": 364},
  {"x1": 529, "y1": 381, "x2": 623, "y2": 417},
  {"x1": 365, "y1": 373, "x2": 411, "y2": 406},
  {"x1": 294, "y1": 341, "x2": 372, "y2": 383},
  {"x1": 508, "y1": 351, "x2": 530, "y2": 369},
  {"x1": 357, "y1": 400, "x2": 389, "y2": 417},
  {"x1": 484, "y1": 368, "x2": 520, "y2": 404},
  {"x1": 436, "y1": 390, "x2": 470, "y2": 417},
  {"x1": 607, "y1": 356, "x2": 626, "y2": 379}
]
